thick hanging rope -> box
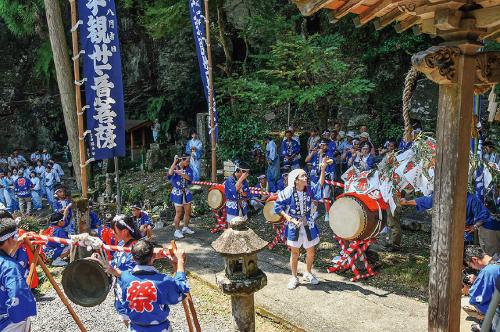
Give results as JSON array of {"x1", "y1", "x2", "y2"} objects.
[{"x1": 402, "y1": 66, "x2": 419, "y2": 142}]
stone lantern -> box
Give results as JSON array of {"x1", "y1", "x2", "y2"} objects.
[{"x1": 211, "y1": 217, "x2": 268, "y2": 332}]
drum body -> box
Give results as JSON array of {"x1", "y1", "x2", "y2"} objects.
[
  {"x1": 62, "y1": 258, "x2": 112, "y2": 307},
  {"x1": 329, "y1": 194, "x2": 386, "y2": 241},
  {"x1": 263, "y1": 194, "x2": 281, "y2": 223},
  {"x1": 208, "y1": 185, "x2": 225, "y2": 210}
]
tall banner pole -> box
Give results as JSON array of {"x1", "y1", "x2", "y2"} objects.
[
  {"x1": 204, "y1": 0, "x2": 217, "y2": 182},
  {"x1": 69, "y1": 0, "x2": 88, "y2": 198},
  {"x1": 114, "y1": 157, "x2": 121, "y2": 213}
]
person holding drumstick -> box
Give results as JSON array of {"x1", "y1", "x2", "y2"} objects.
[
  {"x1": 224, "y1": 161, "x2": 251, "y2": 222},
  {"x1": 274, "y1": 159, "x2": 326, "y2": 289},
  {"x1": 167, "y1": 154, "x2": 195, "y2": 239}
]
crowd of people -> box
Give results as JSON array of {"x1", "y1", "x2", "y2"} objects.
[
  {"x1": 0, "y1": 149, "x2": 67, "y2": 215},
  {"x1": 0, "y1": 122, "x2": 498, "y2": 331},
  {"x1": 0, "y1": 208, "x2": 189, "y2": 331},
  {"x1": 236, "y1": 123, "x2": 500, "y2": 330}
]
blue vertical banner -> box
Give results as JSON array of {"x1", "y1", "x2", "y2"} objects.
[
  {"x1": 473, "y1": 95, "x2": 485, "y2": 201},
  {"x1": 188, "y1": 0, "x2": 218, "y2": 141},
  {"x1": 77, "y1": 0, "x2": 126, "y2": 160}
]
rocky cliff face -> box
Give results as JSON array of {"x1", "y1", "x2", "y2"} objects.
[{"x1": 0, "y1": 5, "x2": 205, "y2": 154}]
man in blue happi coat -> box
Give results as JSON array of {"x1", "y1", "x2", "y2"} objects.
[
  {"x1": 265, "y1": 136, "x2": 280, "y2": 193},
  {"x1": 0, "y1": 218, "x2": 37, "y2": 331},
  {"x1": 280, "y1": 130, "x2": 301, "y2": 170},
  {"x1": 43, "y1": 212, "x2": 71, "y2": 267},
  {"x1": 224, "y1": 161, "x2": 251, "y2": 222},
  {"x1": 401, "y1": 193, "x2": 500, "y2": 255},
  {"x1": 105, "y1": 239, "x2": 190, "y2": 332},
  {"x1": 463, "y1": 245, "x2": 500, "y2": 331},
  {"x1": 13, "y1": 170, "x2": 32, "y2": 215},
  {"x1": 131, "y1": 204, "x2": 153, "y2": 239},
  {"x1": 52, "y1": 187, "x2": 73, "y2": 233}
]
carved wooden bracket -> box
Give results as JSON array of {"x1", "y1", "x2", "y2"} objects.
[
  {"x1": 411, "y1": 46, "x2": 461, "y2": 84},
  {"x1": 476, "y1": 51, "x2": 500, "y2": 85},
  {"x1": 412, "y1": 47, "x2": 500, "y2": 90}
]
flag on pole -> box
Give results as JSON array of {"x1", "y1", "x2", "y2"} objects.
[
  {"x1": 77, "y1": 0, "x2": 126, "y2": 160},
  {"x1": 188, "y1": 0, "x2": 218, "y2": 141},
  {"x1": 473, "y1": 95, "x2": 485, "y2": 202}
]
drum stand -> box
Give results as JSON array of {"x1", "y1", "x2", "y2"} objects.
[
  {"x1": 210, "y1": 207, "x2": 227, "y2": 233},
  {"x1": 268, "y1": 220, "x2": 289, "y2": 250},
  {"x1": 327, "y1": 235, "x2": 377, "y2": 282}
]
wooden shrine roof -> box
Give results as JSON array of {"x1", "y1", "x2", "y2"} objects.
[{"x1": 294, "y1": 0, "x2": 500, "y2": 41}]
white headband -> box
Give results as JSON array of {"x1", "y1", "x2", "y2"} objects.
[
  {"x1": 0, "y1": 230, "x2": 17, "y2": 242},
  {"x1": 113, "y1": 215, "x2": 134, "y2": 233}
]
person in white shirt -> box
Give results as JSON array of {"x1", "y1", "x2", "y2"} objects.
[
  {"x1": 29, "y1": 171, "x2": 42, "y2": 211},
  {"x1": 41, "y1": 149, "x2": 51, "y2": 166},
  {"x1": 30, "y1": 150, "x2": 41, "y2": 164},
  {"x1": 7, "y1": 153, "x2": 19, "y2": 170},
  {"x1": 483, "y1": 141, "x2": 500, "y2": 170},
  {"x1": 49, "y1": 160, "x2": 64, "y2": 179},
  {"x1": 307, "y1": 128, "x2": 320, "y2": 154},
  {"x1": 44, "y1": 164, "x2": 59, "y2": 206}
]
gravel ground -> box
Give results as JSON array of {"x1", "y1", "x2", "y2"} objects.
[
  {"x1": 31, "y1": 273, "x2": 229, "y2": 332},
  {"x1": 31, "y1": 267, "x2": 286, "y2": 332}
]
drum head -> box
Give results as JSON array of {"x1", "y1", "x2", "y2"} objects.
[
  {"x1": 62, "y1": 259, "x2": 111, "y2": 307},
  {"x1": 263, "y1": 201, "x2": 281, "y2": 223},
  {"x1": 329, "y1": 196, "x2": 366, "y2": 241},
  {"x1": 207, "y1": 189, "x2": 224, "y2": 209}
]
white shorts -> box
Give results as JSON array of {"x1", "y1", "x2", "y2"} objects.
[
  {"x1": 174, "y1": 196, "x2": 191, "y2": 207},
  {"x1": 3, "y1": 318, "x2": 31, "y2": 332},
  {"x1": 287, "y1": 224, "x2": 320, "y2": 249}
]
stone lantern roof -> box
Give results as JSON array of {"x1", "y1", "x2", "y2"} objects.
[{"x1": 211, "y1": 217, "x2": 268, "y2": 256}]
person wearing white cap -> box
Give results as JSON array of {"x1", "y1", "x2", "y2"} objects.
[{"x1": 274, "y1": 160, "x2": 327, "y2": 289}]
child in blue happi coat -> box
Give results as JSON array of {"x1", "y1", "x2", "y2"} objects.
[
  {"x1": 110, "y1": 215, "x2": 141, "y2": 325},
  {"x1": 224, "y1": 161, "x2": 251, "y2": 222},
  {"x1": 13, "y1": 170, "x2": 32, "y2": 215},
  {"x1": 43, "y1": 212, "x2": 70, "y2": 267},
  {"x1": 277, "y1": 168, "x2": 290, "y2": 192},
  {"x1": 274, "y1": 161, "x2": 327, "y2": 290},
  {"x1": 280, "y1": 130, "x2": 301, "y2": 170},
  {"x1": 305, "y1": 139, "x2": 335, "y2": 222},
  {"x1": 167, "y1": 155, "x2": 195, "y2": 239},
  {"x1": 105, "y1": 239, "x2": 190, "y2": 332},
  {"x1": 0, "y1": 218, "x2": 37, "y2": 331}
]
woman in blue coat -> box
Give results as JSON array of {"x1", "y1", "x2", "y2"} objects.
[{"x1": 274, "y1": 160, "x2": 326, "y2": 290}]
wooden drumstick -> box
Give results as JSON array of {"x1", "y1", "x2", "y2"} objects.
[{"x1": 170, "y1": 241, "x2": 201, "y2": 332}]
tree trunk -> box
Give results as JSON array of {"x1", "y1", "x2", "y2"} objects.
[
  {"x1": 44, "y1": 0, "x2": 82, "y2": 190},
  {"x1": 216, "y1": 0, "x2": 233, "y2": 76}
]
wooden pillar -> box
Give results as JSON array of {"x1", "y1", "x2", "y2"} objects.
[
  {"x1": 413, "y1": 44, "x2": 479, "y2": 331},
  {"x1": 130, "y1": 130, "x2": 135, "y2": 161}
]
